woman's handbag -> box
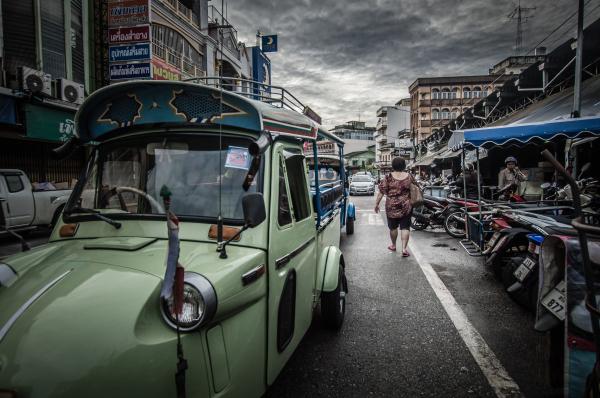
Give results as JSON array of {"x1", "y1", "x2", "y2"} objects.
[{"x1": 409, "y1": 175, "x2": 424, "y2": 207}]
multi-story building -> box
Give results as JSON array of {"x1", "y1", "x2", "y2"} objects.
[
  {"x1": 409, "y1": 75, "x2": 512, "y2": 142},
  {"x1": 489, "y1": 49, "x2": 547, "y2": 75},
  {"x1": 374, "y1": 98, "x2": 410, "y2": 171},
  {"x1": 330, "y1": 121, "x2": 375, "y2": 141}
]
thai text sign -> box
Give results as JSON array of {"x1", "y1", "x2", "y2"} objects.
[
  {"x1": 108, "y1": 0, "x2": 150, "y2": 27},
  {"x1": 152, "y1": 58, "x2": 181, "y2": 81},
  {"x1": 110, "y1": 62, "x2": 152, "y2": 80},
  {"x1": 109, "y1": 43, "x2": 151, "y2": 62},
  {"x1": 108, "y1": 25, "x2": 150, "y2": 44}
]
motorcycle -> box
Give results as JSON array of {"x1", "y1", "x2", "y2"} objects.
[{"x1": 411, "y1": 186, "x2": 478, "y2": 238}]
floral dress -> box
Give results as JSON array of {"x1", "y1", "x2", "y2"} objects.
[{"x1": 379, "y1": 174, "x2": 412, "y2": 219}]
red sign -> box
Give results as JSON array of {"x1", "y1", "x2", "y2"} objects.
[
  {"x1": 108, "y1": 25, "x2": 150, "y2": 44},
  {"x1": 152, "y1": 58, "x2": 181, "y2": 81},
  {"x1": 108, "y1": 0, "x2": 150, "y2": 27}
]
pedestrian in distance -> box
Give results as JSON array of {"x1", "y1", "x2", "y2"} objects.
[{"x1": 374, "y1": 157, "x2": 412, "y2": 257}]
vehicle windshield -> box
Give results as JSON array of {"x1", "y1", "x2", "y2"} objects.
[
  {"x1": 68, "y1": 135, "x2": 261, "y2": 221},
  {"x1": 352, "y1": 176, "x2": 372, "y2": 182}
]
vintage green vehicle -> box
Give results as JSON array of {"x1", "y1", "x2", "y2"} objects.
[{"x1": 0, "y1": 80, "x2": 349, "y2": 397}]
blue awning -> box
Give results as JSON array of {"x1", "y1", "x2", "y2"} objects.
[{"x1": 449, "y1": 116, "x2": 600, "y2": 150}]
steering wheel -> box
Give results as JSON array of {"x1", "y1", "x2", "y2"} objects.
[{"x1": 112, "y1": 187, "x2": 165, "y2": 214}]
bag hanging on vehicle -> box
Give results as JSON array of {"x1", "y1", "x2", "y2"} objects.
[{"x1": 409, "y1": 175, "x2": 424, "y2": 207}]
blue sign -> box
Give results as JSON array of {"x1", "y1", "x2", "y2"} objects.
[
  {"x1": 251, "y1": 47, "x2": 271, "y2": 100},
  {"x1": 261, "y1": 35, "x2": 278, "y2": 52},
  {"x1": 109, "y1": 43, "x2": 151, "y2": 62},
  {"x1": 109, "y1": 62, "x2": 152, "y2": 80}
]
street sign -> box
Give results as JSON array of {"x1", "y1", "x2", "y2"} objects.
[
  {"x1": 108, "y1": 0, "x2": 150, "y2": 27},
  {"x1": 152, "y1": 58, "x2": 181, "y2": 81},
  {"x1": 108, "y1": 25, "x2": 150, "y2": 44},
  {"x1": 109, "y1": 43, "x2": 151, "y2": 62},
  {"x1": 261, "y1": 35, "x2": 278, "y2": 52},
  {"x1": 110, "y1": 62, "x2": 152, "y2": 80}
]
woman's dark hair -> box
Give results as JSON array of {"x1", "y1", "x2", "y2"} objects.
[{"x1": 391, "y1": 157, "x2": 406, "y2": 171}]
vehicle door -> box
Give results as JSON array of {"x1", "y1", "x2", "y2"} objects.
[
  {"x1": 267, "y1": 142, "x2": 317, "y2": 384},
  {"x1": 0, "y1": 172, "x2": 34, "y2": 228}
]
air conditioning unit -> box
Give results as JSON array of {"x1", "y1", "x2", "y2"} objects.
[
  {"x1": 56, "y1": 78, "x2": 85, "y2": 105},
  {"x1": 19, "y1": 66, "x2": 52, "y2": 96}
]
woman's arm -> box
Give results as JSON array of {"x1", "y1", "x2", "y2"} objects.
[{"x1": 374, "y1": 192, "x2": 384, "y2": 213}]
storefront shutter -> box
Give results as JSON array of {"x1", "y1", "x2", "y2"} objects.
[
  {"x1": 71, "y1": 0, "x2": 85, "y2": 83},
  {"x1": 2, "y1": 0, "x2": 36, "y2": 79},
  {"x1": 41, "y1": 0, "x2": 66, "y2": 79}
]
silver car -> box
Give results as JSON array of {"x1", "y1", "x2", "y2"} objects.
[{"x1": 349, "y1": 174, "x2": 375, "y2": 195}]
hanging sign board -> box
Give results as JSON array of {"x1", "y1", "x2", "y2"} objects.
[
  {"x1": 110, "y1": 62, "x2": 152, "y2": 80},
  {"x1": 108, "y1": 25, "x2": 150, "y2": 44},
  {"x1": 108, "y1": 0, "x2": 150, "y2": 27},
  {"x1": 109, "y1": 43, "x2": 152, "y2": 62}
]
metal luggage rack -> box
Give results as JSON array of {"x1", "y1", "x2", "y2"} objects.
[{"x1": 185, "y1": 77, "x2": 307, "y2": 114}]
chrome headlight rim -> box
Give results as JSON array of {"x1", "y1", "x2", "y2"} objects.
[{"x1": 160, "y1": 271, "x2": 217, "y2": 332}]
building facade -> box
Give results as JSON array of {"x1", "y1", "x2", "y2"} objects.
[
  {"x1": 374, "y1": 98, "x2": 410, "y2": 170},
  {"x1": 409, "y1": 75, "x2": 510, "y2": 142},
  {"x1": 330, "y1": 120, "x2": 375, "y2": 141}
]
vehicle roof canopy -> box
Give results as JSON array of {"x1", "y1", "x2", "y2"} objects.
[{"x1": 75, "y1": 80, "x2": 329, "y2": 144}]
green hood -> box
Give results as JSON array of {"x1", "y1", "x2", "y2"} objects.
[{"x1": 0, "y1": 238, "x2": 266, "y2": 397}]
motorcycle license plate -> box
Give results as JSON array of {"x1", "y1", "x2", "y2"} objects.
[
  {"x1": 541, "y1": 281, "x2": 566, "y2": 321},
  {"x1": 513, "y1": 256, "x2": 536, "y2": 282}
]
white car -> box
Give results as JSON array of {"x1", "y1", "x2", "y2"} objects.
[
  {"x1": 0, "y1": 169, "x2": 72, "y2": 234},
  {"x1": 349, "y1": 174, "x2": 375, "y2": 195}
]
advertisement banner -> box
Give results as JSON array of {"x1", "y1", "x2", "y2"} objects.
[
  {"x1": 108, "y1": 0, "x2": 150, "y2": 27},
  {"x1": 24, "y1": 104, "x2": 76, "y2": 142},
  {"x1": 152, "y1": 58, "x2": 181, "y2": 81},
  {"x1": 108, "y1": 25, "x2": 150, "y2": 44},
  {"x1": 109, "y1": 43, "x2": 151, "y2": 62},
  {"x1": 110, "y1": 62, "x2": 152, "y2": 80}
]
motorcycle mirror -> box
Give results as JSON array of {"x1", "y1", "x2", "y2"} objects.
[{"x1": 540, "y1": 182, "x2": 550, "y2": 189}]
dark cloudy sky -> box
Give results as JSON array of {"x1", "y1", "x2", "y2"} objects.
[{"x1": 225, "y1": 0, "x2": 600, "y2": 128}]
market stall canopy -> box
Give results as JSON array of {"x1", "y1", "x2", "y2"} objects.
[
  {"x1": 449, "y1": 75, "x2": 600, "y2": 150},
  {"x1": 449, "y1": 116, "x2": 600, "y2": 150}
]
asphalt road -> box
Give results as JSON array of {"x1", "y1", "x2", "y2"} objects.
[
  {"x1": 0, "y1": 196, "x2": 560, "y2": 397},
  {"x1": 267, "y1": 194, "x2": 560, "y2": 398}
]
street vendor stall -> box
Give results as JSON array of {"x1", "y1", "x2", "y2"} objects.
[{"x1": 449, "y1": 115, "x2": 600, "y2": 254}]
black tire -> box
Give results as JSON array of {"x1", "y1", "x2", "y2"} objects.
[
  {"x1": 443, "y1": 210, "x2": 466, "y2": 238},
  {"x1": 321, "y1": 266, "x2": 347, "y2": 330},
  {"x1": 51, "y1": 205, "x2": 65, "y2": 228},
  {"x1": 346, "y1": 216, "x2": 354, "y2": 235}
]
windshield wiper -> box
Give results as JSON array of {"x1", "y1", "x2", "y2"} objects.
[{"x1": 67, "y1": 207, "x2": 122, "y2": 229}]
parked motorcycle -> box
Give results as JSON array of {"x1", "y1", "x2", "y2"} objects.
[{"x1": 411, "y1": 191, "x2": 478, "y2": 238}]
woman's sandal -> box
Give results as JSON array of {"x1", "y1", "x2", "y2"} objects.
[
  {"x1": 402, "y1": 250, "x2": 410, "y2": 257},
  {"x1": 388, "y1": 245, "x2": 397, "y2": 252}
]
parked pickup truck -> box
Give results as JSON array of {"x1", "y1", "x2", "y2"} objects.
[
  {"x1": 0, "y1": 169, "x2": 71, "y2": 233},
  {"x1": 0, "y1": 79, "x2": 349, "y2": 398}
]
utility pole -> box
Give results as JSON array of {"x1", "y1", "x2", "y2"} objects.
[
  {"x1": 507, "y1": 0, "x2": 535, "y2": 54},
  {"x1": 573, "y1": 0, "x2": 584, "y2": 118}
]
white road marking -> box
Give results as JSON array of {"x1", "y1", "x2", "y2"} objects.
[{"x1": 408, "y1": 241, "x2": 522, "y2": 398}]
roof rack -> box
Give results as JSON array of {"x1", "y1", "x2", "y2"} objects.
[{"x1": 185, "y1": 77, "x2": 307, "y2": 115}]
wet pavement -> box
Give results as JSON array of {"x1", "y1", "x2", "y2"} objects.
[{"x1": 267, "y1": 194, "x2": 559, "y2": 398}]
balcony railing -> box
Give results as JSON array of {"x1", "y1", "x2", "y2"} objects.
[
  {"x1": 152, "y1": 40, "x2": 205, "y2": 78},
  {"x1": 208, "y1": 6, "x2": 240, "y2": 60},
  {"x1": 161, "y1": 0, "x2": 199, "y2": 27}
]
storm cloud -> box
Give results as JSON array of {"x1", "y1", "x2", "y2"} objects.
[{"x1": 226, "y1": 0, "x2": 599, "y2": 127}]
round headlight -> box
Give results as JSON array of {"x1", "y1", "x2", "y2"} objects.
[{"x1": 160, "y1": 272, "x2": 217, "y2": 332}]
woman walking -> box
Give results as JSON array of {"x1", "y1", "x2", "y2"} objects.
[{"x1": 374, "y1": 157, "x2": 412, "y2": 257}]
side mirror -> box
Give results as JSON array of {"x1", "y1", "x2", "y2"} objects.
[
  {"x1": 242, "y1": 193, "x2": 266, "y2": 228},
  {"x1": 540, "y1": 182, "x2": 550, "y2": 189}
]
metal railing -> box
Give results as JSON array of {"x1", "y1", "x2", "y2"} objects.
[
  {"x1": 185, "y1": 76, "x2": 307, "y2": 114},
  {"x1": 152, "y1": 40, "x2": 205, "y2": 78},
  {"x1": 161, "y1": 0, "x2": 199, "y2": 27}
]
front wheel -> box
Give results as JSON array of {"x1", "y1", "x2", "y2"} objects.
[
  {"x1": 321, "y1": 266, "x2": 347, "y2": 330},
  {"x1": 443, "y1": 210, "x2": 466, "y2": 238},
  {"x1": 346, "y1": 216, "x2": 355, "y2": 235}
]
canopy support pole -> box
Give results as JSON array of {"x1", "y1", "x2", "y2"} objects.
[
  {"x1": 573, "y1": 0, "x2": 584, "y2": 118},
  {"x1": 462, "y1": 147, "x2": 468, "y2": 238},
  {"x1": 476, "y1": 148, "x2": 483, "y2": 249}
]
